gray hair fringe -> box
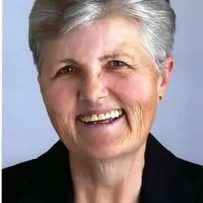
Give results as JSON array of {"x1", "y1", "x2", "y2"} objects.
[{"x1": 29, "y1": 0, "x2": 176, "y2": 72}]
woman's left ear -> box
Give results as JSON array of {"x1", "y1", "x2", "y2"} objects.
[{"x1": 157, "y1": 56, "x2": 174, "y2": 99}]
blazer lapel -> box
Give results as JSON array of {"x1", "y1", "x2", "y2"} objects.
[{"x1": 139, "y1": 134, "x2": 196, "y2": 203}]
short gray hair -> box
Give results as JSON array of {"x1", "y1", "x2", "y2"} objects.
[{"x1": 29, "y1": 0, "x2": 176, "y2": 72}]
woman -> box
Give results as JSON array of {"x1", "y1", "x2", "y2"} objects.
[{"x1": 3, "y1": 0, "x2": 203, "y2": 203}]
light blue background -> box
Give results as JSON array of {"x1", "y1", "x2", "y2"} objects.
[{"x1": 3, "y1": 0, "x2": 203, "y2": 168}]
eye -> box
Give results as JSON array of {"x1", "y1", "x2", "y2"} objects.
[
  {"x1": 106, "y1": 60, "x2": 128, "y2": 69},
  {"x1": 56, "y1": 65, "x2": 76, "y2": 76}
]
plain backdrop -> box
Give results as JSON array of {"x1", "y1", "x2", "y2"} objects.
[{"x1": 3, "y1": 0, "x2": 203, "y2": 168}]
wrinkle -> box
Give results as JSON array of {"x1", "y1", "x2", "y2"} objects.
[
  {"x1": 125, "y1": 104, "x2": 145, "y2": 139},
  {"x1": 49, "y1": 111, "x2": 79, "y2": 152}
]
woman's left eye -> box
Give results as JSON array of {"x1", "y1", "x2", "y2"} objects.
[{"x1": 106, "y1": 60, "x2": 127, "y2": 69}]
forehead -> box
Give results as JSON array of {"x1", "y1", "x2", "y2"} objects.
[{"x1": 41, "y1": 16, "x2": 148, "y2": 64}]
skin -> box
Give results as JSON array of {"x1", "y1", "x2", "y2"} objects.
[{"x1": 38, "y1": 16, "x2": 173, "y2": 203}]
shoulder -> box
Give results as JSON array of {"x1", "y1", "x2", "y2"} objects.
[
  {"x1": 2, "y1": 141, "x2": 72, "y2": 203},
  {"x1": 147, "y1": 135, "x2": 203, "y2": 179},
  {"x1": 3, "y1": 158, "x2": 44, "y2": 203},
  {"x1": 175, "y1": 157, "x2": 203, "y2": 201},
  {"x1": 176, "y1": 157, "x2": 203, "y2": 179},
  {"x1": 3, "y1": 157, "x2": 42, "y2": 181},
  {"x1": 143, "y1": 135, "x2": 203, "y2": 202}
]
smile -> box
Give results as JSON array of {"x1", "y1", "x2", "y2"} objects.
[{"x1": 78, "y1": 109, "x2": 124, "y2": 124}]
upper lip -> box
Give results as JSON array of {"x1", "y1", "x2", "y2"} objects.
[{"x1": 77, "y1": 108, "x2": 123, "y2": 117}]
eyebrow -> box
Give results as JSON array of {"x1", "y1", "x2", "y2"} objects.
[
  {"x1": 99, "y1": 52, "x2": 135, "y2": 62},
  {"x1": 58, "y1": 51, "x2": 135, "y2": 65},
  {"x1": 59, "y1": 49, "x2": 135, "y2": 66},
  {"x1": 58, "y1": 58, "x2": 81, "y2": 66}
]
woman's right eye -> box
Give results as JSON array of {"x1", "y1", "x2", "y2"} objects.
[{"x1": 56, "y1": 65, "x2": 76, "y2": 76}]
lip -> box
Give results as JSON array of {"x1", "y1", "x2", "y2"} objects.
[
  {"x1": 78, "y1": 113, "x2": 125, "y2": 128},
  {"x1": 76, "y1": 108, "x2": 123, "y2": 118},
  {"x1": 76, "y1": 109, "x2": 126, "y2": 136}
]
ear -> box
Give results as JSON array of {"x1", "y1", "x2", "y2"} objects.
[{"x1": 157, "y1": 56, "x2": 174, "y2": 100}]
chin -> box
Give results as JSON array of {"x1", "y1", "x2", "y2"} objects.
[{"x1": 77, "y1": 141, "x2": 139, "y2": 161}]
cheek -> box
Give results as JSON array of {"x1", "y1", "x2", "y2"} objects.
[
  {"x1": 40, "y1": 82, "x2": 80, "y2": 150},
  {"x1": 110, "y1": 73, "x2": 158, "y2": 132},
  {"x1": 111, "y1": 73, "x2": 158, "y2": 106},
  {"x1": 41, "y1": 81, "x2": 77, "y2": 114}
]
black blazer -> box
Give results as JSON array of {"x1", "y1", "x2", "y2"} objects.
[{"x1": 2, "y1": 135, "x2": 203, "y2": 203}]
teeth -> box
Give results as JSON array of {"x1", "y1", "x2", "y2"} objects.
[
  {"x1": 98, "y1": 114, "x2": 105, "y2": 120},
  {"x1": 91, "y1": 114, "x2": 98, "y2": 121},
  {"x1": 79, "y1": 109, "x2": 123, "y2": 123},
  {"x1": 105, "y1": 112, "x2": 111, "y2": 119}
]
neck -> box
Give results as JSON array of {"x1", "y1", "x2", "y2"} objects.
[{"x1": 70, "y1": 144, "x2": 146, "y2": 203}]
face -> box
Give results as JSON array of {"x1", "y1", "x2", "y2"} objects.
[{"x1": 39, "y1": 17, "x2": 173, "y2": 160}]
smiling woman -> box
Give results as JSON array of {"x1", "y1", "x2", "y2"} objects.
[
  {"x1": 38, "y1": 16, "x2": 164, "y2": 161},
  {"x1": 3, "y1": 0, "x2": 203, "y2": 203}
]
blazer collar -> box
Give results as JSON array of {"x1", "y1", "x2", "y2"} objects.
[
  {"x1": 139, "y1": 134, "x2": 195, "y2": 203},
  {"x1": 49, "y1": 134, "x2": 196, "y2": 203}
]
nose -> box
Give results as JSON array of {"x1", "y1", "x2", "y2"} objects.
[{"x1": 78, "y1": 72, "x2": 109, "y2": 104}]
